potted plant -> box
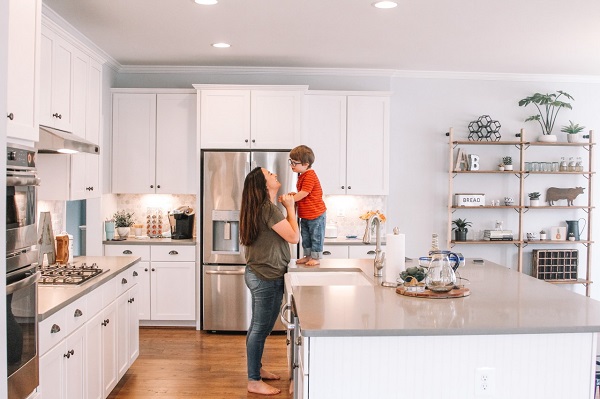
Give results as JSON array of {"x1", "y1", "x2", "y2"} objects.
[
  {"x1": 528, "y1": 192, "x2": 541, "y2": 207},
  {"x1": 452, "y1": 218, "x2": 472, "y2": 241},
  {"x1": 113, "y1": 210, "x2": 134, "y2": 238},
  {"x1": 561, "y1": 120, "x2": 586, "y2": 143},
  {"x1": 518, "y1": 90, "x2": 574, "y2": 143},
  {"x1": 498, "y1": 162, "x2": 505, "y2": 171},
  {"x1": 539, "y1": 229, "x2": 547, "y2": 240},
  {"x1": 502, "y1": 156, "x2": 513, "y2": 171}
]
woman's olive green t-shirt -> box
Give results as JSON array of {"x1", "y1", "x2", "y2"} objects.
[{"x1": 245, "y1": 201, "x2": 290, "y2": 280}]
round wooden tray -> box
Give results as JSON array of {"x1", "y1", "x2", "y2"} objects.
[{"x1": 396, "y1": 285, "x2": 470, "y2": 299}]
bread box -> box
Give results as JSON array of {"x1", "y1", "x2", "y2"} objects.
[{"x1": 455, "y1": 193, "x2": 485, "y2": 207}]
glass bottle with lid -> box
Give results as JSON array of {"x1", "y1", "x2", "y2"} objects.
[
  {"x1": 576, "y1": 156, "x2": 583, "y2": 172},
  {"x1": 568, "y1": 157, "x2": 576, "y2": 172},
  {"x1": 559, "y1": 157, "x2": 568, "y2": 172}
]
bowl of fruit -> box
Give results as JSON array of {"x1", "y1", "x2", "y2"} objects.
[{"x1": 399, "y1": 266, "x2": 427, "y2": 292}]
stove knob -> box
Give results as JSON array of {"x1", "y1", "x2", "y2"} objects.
[
  {"x1": 92, "y1": 263, "x2": 98, "y2": 268},
  {"x1": 80, "y1": 262, "x2": 87, "y2": 267}
]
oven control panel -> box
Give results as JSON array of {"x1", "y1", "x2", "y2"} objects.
[{"x1": 7, "y1": 145, "x2": 36, "y2": 168}]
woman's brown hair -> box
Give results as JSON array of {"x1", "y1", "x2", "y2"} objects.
[{"x1": 240, "y1": 167, "x2": 269, "y2": 246}]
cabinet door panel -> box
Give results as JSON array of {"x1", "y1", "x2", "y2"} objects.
[
  {"x1": 251, "y1": 90, "x2": 303, "y2": 149},
  {"x1": 51, "y1": 37, "x2": 74, "y2": 132},
  {"x1": 322, "y1": 245, "x2": 349, "y2": 259},
  {"x1": 65, "y1": 327, "x2": 86, "y2": 399},
  {"x1": 39, "y1": 342, "x2": 66, "y2": 399},
  {"x1": 71, "y1": 47, "x2": 88, "y2": 139},
  {"x1": 303, "y1": 95, "x2": 347, "y2": 195},
  {"x1": 156, "y1": 94, "x2": 197, "y2": 194},
  {"x1": 86, "y1": 311, "x2": 104, "y2": 399},
  {"x1": 346, "y1": 96, "x2": 389, "y2": 195},
  {"x1": 102, "y1": 302, "x2": 118, "y2": 397},
  {"x1": 86, "y1": 59, "x2": 102, "y2": 145},
  {"x1": 112, "y1": 93, "x2": 156, "y2": 193},
  {"x1": 151, "y1": 262, "x2": 195, "y2": 320},
  {"x1": 200, "y1": 90, "x2": 251, "y2": 149}
]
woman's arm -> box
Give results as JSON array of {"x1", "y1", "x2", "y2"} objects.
[{"x1": 272, "y1": 194, "x2": 299, "y2": 244}]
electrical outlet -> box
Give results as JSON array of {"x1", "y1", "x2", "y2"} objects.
[{"x1": 475, "y1": 367, "x2": 495, "y2": 397}]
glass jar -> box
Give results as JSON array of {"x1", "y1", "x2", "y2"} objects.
[
  {"x1": 576, "y1": 157, "x2": 583, "y2": 172},
  {"x1": 560, "y1": 157, "x2": 568, "y2": 172},
  {"x1": 568, "y1": 157, "x2": 576, "y2": 172}
]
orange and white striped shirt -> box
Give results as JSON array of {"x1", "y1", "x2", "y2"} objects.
[{"x1": 296, "y1": 169, "x2": 326, "y2": 220}]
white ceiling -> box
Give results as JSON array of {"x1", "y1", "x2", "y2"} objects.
[{"x1": 43, "y1": 0, "x2": 600, "y2": 75}]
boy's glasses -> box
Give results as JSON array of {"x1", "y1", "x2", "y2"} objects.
[{"x1": 288, "y1": 159, "x2": 302, "y2": 166}]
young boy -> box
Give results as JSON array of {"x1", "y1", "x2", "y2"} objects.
[{"x1": 288, "y1": 145, "x2": 327, "y2": 266}]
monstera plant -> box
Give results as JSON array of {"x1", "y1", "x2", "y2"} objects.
[{"x1": 518, "y1": 91, "x2": 574, "y2": 141}]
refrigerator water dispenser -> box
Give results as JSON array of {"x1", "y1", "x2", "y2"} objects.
[{"x1": 212, "y1": 210, "x2": 240, "y2": 254}]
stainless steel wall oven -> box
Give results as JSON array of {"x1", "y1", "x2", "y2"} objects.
[{"x1": 6, "y1": 144, "x2": 40, "y2": 399}]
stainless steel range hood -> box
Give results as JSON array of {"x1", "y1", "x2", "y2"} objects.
[{"x1": 36, "y1": 126, "x2": 100, "y2": 155}]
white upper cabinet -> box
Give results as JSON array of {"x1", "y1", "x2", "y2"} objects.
[
  {"x1": 112, "y1": 91, "x2": 197, "y2": 194},
  {"x1": 40, "y1": 26, "x2": 74, "y2": 132},
  {"x1": 303, "y1": 92, "x2": 390, "y2": 195},
  {"x1": 7, "y1": 0, "x2": 41, "y2": 143},
  {"x1": 197, "y1": 85, "x2": 306, "y2": 149}
]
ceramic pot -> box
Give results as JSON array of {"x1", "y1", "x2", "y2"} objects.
[
  {"x1": 529, "y1": 199, "x2": 540, "y2": 207},
  {"x1": 567, "y1": 133, "x2": 581, "y2": 143},
  {"x1": 454, "y1": 229, "x2": 468, "y2": 241},
  {"x1": 116, "y1": 227, "x2": 130, "y2": 239},
  {"x1": 504, "y1": 165, "x2": 513, "y2": 171},
  {"x1": 538, "y1": 134, "x2": 557, "y2": 143}
]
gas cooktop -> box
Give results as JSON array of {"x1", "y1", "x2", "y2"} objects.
[{"x1": 38, "y1": 262, "x2": 108, "y2": 285}]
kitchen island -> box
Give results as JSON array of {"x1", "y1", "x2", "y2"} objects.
[{"x1": 287, "y1": 258, "x2": 600, "y2": 399}]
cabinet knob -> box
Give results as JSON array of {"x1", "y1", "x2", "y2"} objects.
[
  {"x1": 152, "y1": 268, "x2": 156, "y2": 272},
  {"x1": 64, "y1": 349, "x2": 74, "y2": 359},
  {"x1": 169, "y1": 250, "x2": 179, "y2": 255},
  {"x1": 144, "y1": 268, "x2": 149, "y2": 272},
  {"x1": 74, "y1": 309, "x2": 83, "y2": 318},
  {"x1": 133, "y1": 271, "x2": 139, "y2": 277},
  {"x1": 157, "y1": 185, "x2": 161, "y2": 189},
  {"x1": 121, "y1": 277, "x2": 128, "y2": 285},
  {"x1": 341, "y1": 186, "x2": 345, "y2": 189},
  {"x1": 123, "y1": 250, "x2": 133, "y2": 255},
  {"x1": 252, "y1": 139, "x2": 255, "y2": 143},
  {"x1": 245, "y1": 139, "x2": 249, "y2": 143},
  {"x1": 348, "y1": 186, "x2": 352, "y2": 189},
  {"x1": 52, "y1": 113, "x2": 62, "y2": 119},
  {"x1": 51, "y1": 324, "x2": 61, "y2": 334},
  {"x1": 150, "y1": 185, "x2": 154, "y2": 188},
  {"x1": 7, "y1": 112, "x2": 14, "y2": 120}
]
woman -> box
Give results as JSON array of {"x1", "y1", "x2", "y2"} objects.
[{"x1": 240, "y1": 167, "x2": 299, "y2": 395}]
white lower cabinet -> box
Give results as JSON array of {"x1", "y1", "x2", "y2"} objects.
[
  {"x1": 322, "y1": 245, "x2": 382, "y2": 259},
  {"x1": 38, "y1": 268, "x2": 139, "y2": 399},
  {"x1": 104, "y1": 244, "x2": 196, "y2": 322}
]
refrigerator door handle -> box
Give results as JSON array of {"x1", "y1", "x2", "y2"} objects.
[{"x1": 205, "y1": 269, "x2": 246, "y2": 276}]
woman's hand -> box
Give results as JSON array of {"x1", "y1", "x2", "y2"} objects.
[{"x1": 279, "y1": 193, "x2": 295, "y2": 208}]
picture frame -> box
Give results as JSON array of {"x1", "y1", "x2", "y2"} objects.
[{"x1": 550, "y1": 226, "x2": 567, "y2": 241}]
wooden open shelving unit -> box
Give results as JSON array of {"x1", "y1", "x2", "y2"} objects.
[{"x1": 447, "y1": 127, "x2": 595, "y2": 296}]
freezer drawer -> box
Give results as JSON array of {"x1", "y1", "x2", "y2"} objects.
[{"x1": 202, "y1": 265, "x2": 284, "y2": 332}]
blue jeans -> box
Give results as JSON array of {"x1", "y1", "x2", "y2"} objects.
[
  {"x1": 301, "y1": 212, "x2": 326, "y2": 259},
  {"x1": 245, "y1": 267, "x2": 284, "y2": 381}
]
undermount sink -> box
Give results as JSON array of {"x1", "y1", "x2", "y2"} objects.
[{"x1": 289, "y1": 271, "x2": 372, "y2": 286}]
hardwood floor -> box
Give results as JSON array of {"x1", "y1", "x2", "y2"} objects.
[{"x1": 108, "y1": 327, "x2": 292, "y2": 399}]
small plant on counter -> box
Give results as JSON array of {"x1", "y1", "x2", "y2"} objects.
[
  {"x1": 502, "y1": 156, "x2": 512, "y2": 165},
  {"x1": 113, "y1": 210, "x2": 135, "y2": 228},
  {"x1": 452, "y1": 218, "x2": 472, "y2": 241},
  {"x1": 528, "y1": 192, "x2": 541, "y2": 200}
]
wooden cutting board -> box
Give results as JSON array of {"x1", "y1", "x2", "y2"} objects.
[{"x1": 396, "y1": 286, "x2": 470, "y2": 299}]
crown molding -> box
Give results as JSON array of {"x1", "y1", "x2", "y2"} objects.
[{"x1": 392, "y1": 70, "x2": 600, "y2": 83}]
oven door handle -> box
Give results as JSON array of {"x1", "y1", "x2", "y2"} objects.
[
  {"x1": 6, "y1": 175, "x2": 41, "y2": 187},
  {"x1": 6, "y1": 271, "x2": 41, "y2": 295},
  {"x1": 205, "y1": 269, "x2": 245, "y2": 276},
  {"x1": 280, "y1": 302, "x2": 295, "y2": 330}
]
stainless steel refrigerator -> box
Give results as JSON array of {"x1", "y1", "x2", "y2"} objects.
[{"x1": 201, "y1": 150, "x2": 297, "y2": 331}]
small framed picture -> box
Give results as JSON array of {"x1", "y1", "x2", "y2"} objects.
[{"x1": 550, "y1": 226, "x2": 567, "y2": 241}]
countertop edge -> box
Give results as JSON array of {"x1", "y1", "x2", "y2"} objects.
[{"x1": 103, "y1": 238, "x2": 196, "y2": 245}]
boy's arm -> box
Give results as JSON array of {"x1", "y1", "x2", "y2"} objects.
[{"x1": 293, "y1": 191, "x2": 309, "y2": 202}]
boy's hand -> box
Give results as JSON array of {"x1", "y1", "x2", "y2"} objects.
[{"x1": 280, "y1": 194, "x2": 295, "y2": 208}]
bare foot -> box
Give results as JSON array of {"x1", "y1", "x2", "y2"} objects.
[
  {"x1": 247, "y1": 380, "x2": 281, "y2": 395},
  {"x1": 296, "y1": 256, "x2": 310, "y2": 264},
  {"x1": 260, "y1": 368, "x2": 280, "y2": 380},
  {"x1": 289, "y1": 380, "x2": 294, "y2": 395},
  {"x1": 305, "y1": 259, "x2": 320, "y2": 266}
]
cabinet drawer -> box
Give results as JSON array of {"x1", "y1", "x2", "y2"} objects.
[
  {"x1": 104, "y1": 244, "x2": 150, "y2": 261},
  {"x1": 64, "y1": 296, "x2": 88, "y2": 333},
  {"x1": 102, "y1": 277, "x2": 117, "y2": 307},
  {"x1": 87, "y1": 286, "x2": 103, "y2": 318},
  {"x1": 151, "y1": 245, "x2": 195, "y2": 262},
  {"x1": 39, "y1": 308, "x2": 67, "y2": 356},
  {"x1": 322, "y1": 245, "x2": 349, "y2": 259},
  {"x1": 348, "y1": 245, "x2": 385, "y2": 259},
  {"x1": 116, "y1": 268, "x2": 135, "y2": 296}
]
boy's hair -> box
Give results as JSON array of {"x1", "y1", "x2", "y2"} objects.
[{"x1": 289, "y1": 145, "x2": 315, "y2": 168}]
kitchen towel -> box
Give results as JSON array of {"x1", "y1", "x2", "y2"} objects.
[{"x1": 385, "y1": 233, "x2": 405, "y2": 283}]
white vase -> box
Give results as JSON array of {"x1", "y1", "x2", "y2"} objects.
[
  {"x1": 498, "y1": 166, "x2": 505, "y2": 171},
  {"x1": 567, "y1": 133, "x2": 581, "y2": 143},
  {"x1": 116, "y1": 227, "x2": 130, "y2": 239},
  {"x1": 504, "y1": 165, "x2": 513, "y2": 171},
  {"x1": 538, "y1": 134, "x2": 557, "y2": 143},
  {"x1": 529, "y1": 199, "x2": 540, "y2": 207}
]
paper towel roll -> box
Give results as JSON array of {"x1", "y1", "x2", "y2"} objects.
[{"x1": 385, "y1": 233, "x2": 405, "y2": 283}]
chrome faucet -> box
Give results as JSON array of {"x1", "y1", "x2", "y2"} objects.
[{"x1": 363, "y1": 214, "x2": 386, "y2": 277}]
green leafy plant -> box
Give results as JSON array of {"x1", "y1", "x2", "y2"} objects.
[
  {"x1": 113, "y1": 210, "x2": 135, "y2": 227},
  {"x1": 452, "y1": 218, "x2": 472, "y2": 231},
  {"x1": 518, "y1": 91, "x2": 574, "y2": 135},
  {"x1": 528, "y1": 192, "x2": 541, "y2": 200},
  {"x1": 502, "y1": 156, "x2": 512, "y2": 165},
  {"x1": 561, "y1": 120, "x2": 585, "y2": 134}
]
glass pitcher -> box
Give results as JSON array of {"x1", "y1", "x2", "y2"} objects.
[{"x1": 425, "y1": 250, "x2": 459, "y2": 292}]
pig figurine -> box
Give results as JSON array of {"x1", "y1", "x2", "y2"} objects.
[{"x1": 546, "y1": 187, "x2": 585, "y2": 206}]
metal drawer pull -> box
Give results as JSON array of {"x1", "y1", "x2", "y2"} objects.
[
  {"x1": 51, "y1": 324, "x2": 61, "y2": 334},
  {"x1": 279, "y1": 302, "x2": 295, "y2": 330},
  {"x1": 323, "y1": 251, "x2": 331, "y2": 255},
  {"x1": 123, "y1": 250, "x2": 132, "y2": 255},
  {"x1": 169, "y1": 250, "x2": 179, "y2": 255},
  {"x1": 128, "y1": 297, "x2": 135, "y2": 303},
  {"x1": 133, "y1": 271, "x2": 138, "y2": 277},
  {"x1": 102, "y1": 319, "x2": 110, "y2": 326},
  {"x1": 121, "y1": 278, "x2": 128, "y2": 285},
  {"x1": 367, "y1": 250, "x2": 376, "y2": 255},
  {"x1": 52, "y1": 113, "x2": 62, "y2": 119},
  {"x1": 64, "y1": 349, "x2": 74, "y2": 359},
  {"x1": 74, "y1": 309, "x2": 83, "y2": 317},
  {"x1": 7, "y1": 112, "x2": 14, "y2": 120},
  {"x1": 205, "y1": 269, "x2": 245, "y2": 276}
]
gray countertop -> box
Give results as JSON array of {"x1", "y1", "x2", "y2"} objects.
[
  {"x1": 38, "y1": 255, "x2": 141, "y2": 321},
  {"x1": 103, "y1": 237, "x2": 196, "y2": 245},
  {"x1": 288, "y1": 258, "x2": 600, "y2": 337},
  {"x1": 324, "y1": 237, "x2": 385, "y2": 245}
]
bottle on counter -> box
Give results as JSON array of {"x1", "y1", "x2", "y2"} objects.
[{"x1": 429, "y1": 233, "x2": 439, "y2": 255}]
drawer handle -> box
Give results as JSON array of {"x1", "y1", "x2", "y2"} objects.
[
  {"x1": 102, "y1": 319, "x2": 110, "y2": 326},
  {"x1": 121, "y1": 278, "x2": 128, "y2": 285},
  {"x1": 128, "y1": 297, "x2": 135, "y2": 303},
  {"x1": 169, "y1": 250, "x2": 179, "y2": 255},
  {"x1": 52, "y1": 113, "x2": 62, "y2": 119},
  {"x1": 367, "y1": 250, "x2": 376, "y2": 255},
  {"x1": 51, "y1": 324, "x2": 61, "y2": 334},
  {"x1": 323, "y1": 251, "x2": 331, "y2": 255},
  {"x1": 133, "y1": 271, "x2": 139, "y2": 277},
  {"x1": 74, "y1": 309, "x2": 83, "y2": 318},
  {"x1": 63, "y1": 349, "x2": 74, "y2": 359},
  {"x1": 7, "y1": 112, "x2": 14, "y2": 120},
  {"x1": 123, "y1": 250, "x2": 133, "y2": 255}
]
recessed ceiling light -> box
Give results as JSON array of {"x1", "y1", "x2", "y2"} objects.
[
  {"x1": 212, "y1": 42, "x2": 231, "y2": 48},
  {"x1": 195, "y1": 0, "x2": 218, "y2": 5},
  {"x1": 373, "y1": 1, "x2": 398, "y2": 9}
]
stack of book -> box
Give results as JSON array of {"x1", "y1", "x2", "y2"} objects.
[{"x1": 483, "y1": 230, "x2": 514, "y2": 241}]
